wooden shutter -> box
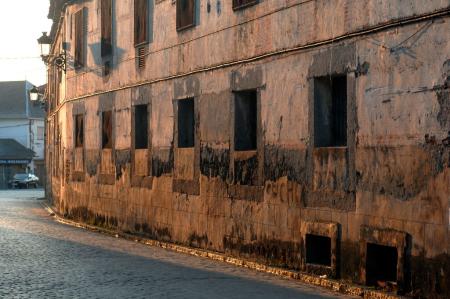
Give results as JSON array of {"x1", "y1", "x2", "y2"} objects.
[
  {"x1": 134, "y1": 0, "x2": 148, "y2": 46},
  {"x1": 176, "y1": 0, "x2": 195, "y2": 31},
  {"x1": 101, "y1": 0, "x2": 112, "y2": 57},
  {"x1": 75, "y1": 114, "x2": 84, "y2": 148},
  {"x1": 232, "y1": 0, "x2": 258, "y2": 10},
  {"x1": 102, "y1": 111, "x2": 113, "y2": 149},
  {"x1": 74, "y1": 9, "x2": 84, "y2": 68}
]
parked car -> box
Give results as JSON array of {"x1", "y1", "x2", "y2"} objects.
[{"x1": 8, "y1": 173, "x2": 39, "y2": 189}]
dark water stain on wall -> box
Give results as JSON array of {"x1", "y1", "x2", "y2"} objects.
[
  {"x1": 223, "y1": 235, "x2": 302, "y2": 270},
  {"x1": 151, "y1": 146, "x2": 174, "y2": 177},
  {"x1": 340, "y1": 240, "x2": 360, "y2": 282},
  {"x1": 436, "y1": 88, "x2": 449, "y2": 130},
  {"x1": 85, "y1": 150, "x2": 100, "y2": 177},
  {"x1": 188, "y1": 232, "x2": 209, "y2": 248},
  {"x1": 67, "y1": 206, "x2": 119, "y2": 229},
  {"x1": 357, "y1": 145, "x2": 449, "y2": 200},
  {"x1": 264, "y1": 145, "x2": 307, "y2": 183},
  {"x1": 410, "y1": 253, "x2": 450, "y2": 298},
  {"x1": 234, "y1": 156, "x2": 258, "y2": 185},
  {"x1": 133, "y1": 223, "x2": 172, "y2": 242},
  {"x1": 115, "y1": 149, "x2": 130, "y2": 180},
  {"x1": 200, "y1": 146, "x2": 229, "y2": 181}
]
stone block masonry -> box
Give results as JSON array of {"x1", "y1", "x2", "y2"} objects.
[{"x1": 45, "y1": 1, "x2": 450, "y2": 297}]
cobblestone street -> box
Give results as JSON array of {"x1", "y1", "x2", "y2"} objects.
[{"x1": 0, "y1": 190, "x2": 354, "y2": 299}]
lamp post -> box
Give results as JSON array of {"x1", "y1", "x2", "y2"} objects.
[
  {"x1": 28, "y1": 85, "x2": 48, "y2": 201},
  {"x1": 37, "y1": 32, "x2": 66, "y2": 72}
]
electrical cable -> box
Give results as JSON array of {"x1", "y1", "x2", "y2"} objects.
[
  {"x1": 0, "y1": 124, "x2": 30, "y2": 129},
  {"x1": 0, "y1": 56, "x2": 41, "y2": 60},
  {"x1": 46, "y1": 5, "x2": 450, "y2": 119},
  {"x1": 63, "y1": 0, "x2": 317, "y2": 81}
]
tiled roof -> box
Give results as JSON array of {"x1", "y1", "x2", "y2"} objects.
[
  {"x1": 0, "y1": 139, "x2": 35, "y2": 160},
  {"x1": 0, "y1": 81, "x2": 45, "y2": 119}
]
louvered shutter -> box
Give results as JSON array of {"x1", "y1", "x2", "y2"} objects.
[{"x1": 101, "y1": 0, "x2": 112, "y2": 57}]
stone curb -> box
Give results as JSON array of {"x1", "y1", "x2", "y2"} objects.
[{"x1": 41, "y1": 201, "x2": 404, "y2": 299}]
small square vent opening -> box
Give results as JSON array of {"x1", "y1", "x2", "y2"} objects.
[
  {"x1": 306, "y1": 234, "x2": 332, "y2": 266},
  {"x1": 366, "y1": 243, "x2": 398, "y2": 286}
]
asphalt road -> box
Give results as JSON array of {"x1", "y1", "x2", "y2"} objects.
[{"x1": 0, "y1": 189, "x2": 353, "y2": 299}]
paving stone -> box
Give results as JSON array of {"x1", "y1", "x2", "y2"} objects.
[{"x1": 0, "y1": 190, "x2": 352, "y2": 299}]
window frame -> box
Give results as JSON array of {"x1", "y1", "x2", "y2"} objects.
[
  {"x1": 74, "y1": 114, "x2": 84, "y2": 148},
  {"x1": 101, "y1": 0, "x2": 113, "y2": 57},
  {"x1": 134, "y1": 0, "x2": 149, "y2": 47},
  {"x1": 177, "y1": 98, "x2": 195, "y2": 149},
  {"x1": 176, "y1": 0, "x2": 196, "y2": 32},
  {"x1": 232, "y1": 0, "x2": 259, "y2": 11},
  {"x1": 134, "y1": 104, "x2": 149, "y2": 150},
  {"x1": 74, "y1": 8, "x2": 85, "y2": 68},
  {"x1": 101, "y1": 110, "x2": 113, "y2": 149},
  {"x1": 313, "y1": 75, "x2": 348, "y2": 148},
  {"x1": 233, "y1": 89, "x2": 258, "y2": 152},
  {"x1": 37, "y1": 126, "x2": 45, "y2": 141}
]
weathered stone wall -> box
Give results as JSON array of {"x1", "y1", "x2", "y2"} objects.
[{"x1": 47, "y1": 0, "x2": 450, "y2": 297}]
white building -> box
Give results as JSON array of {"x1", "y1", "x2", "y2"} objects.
[{"x1": 0, "y1": 81, "x2": 46, "y2": 186}]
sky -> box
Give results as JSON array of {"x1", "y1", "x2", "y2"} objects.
[{"x1": 0, "y1": 0, "x2": 52, "y2": 86}]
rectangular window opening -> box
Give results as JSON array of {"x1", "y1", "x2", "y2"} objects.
[
  {"x1": 102, "y1": 111, "x2": 112, "y2": 149},
  {"x1": 134, "y1": 105, "x2": 148, "y2": 149},
  {"x1": 176, "y1": 0, "x2": 195, "y2": 31},
  {"x1": 305, "y1": 234, "x2": 332, "y2": 266},
  {"x1": 74, "y1": 9, "x2": 85, "y2": 68},
  {"x1": 37, "y1": 126, "x2": 45, "y2": 141},
  {"x1": 103, "y1": 61, "x2": 111, "y2": 77},
  {"x1": 101, "y1": 0, "x2": 112, "y2": 57},
  {"x1": 75, "y1": 114, "x2": 84, "y2": 148},
  {"x1": 134, "y1": 0, "x2": 148, "y2": 46},
  {"x1": 233, "y1": 0, "x2": 259, "y2": 10},
  {"x1": 366, "y1": 243, "x2": 398, "y2": 286},
  {"x1": 177, "y1": 98, "x2": 195, "y2": 148},
  {"x1": 314, "y1": 75, "x2": 347, "y2": 147},
  {"x1": 234, "y1": 90, "x2": 257, "y2": 151}
]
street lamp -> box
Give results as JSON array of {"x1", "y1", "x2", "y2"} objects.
[
  {"x1": 37, "y1": 32, "x2": 66, "y2": 72},
  {"x1": 37, "y1": 32, "x2": 52, "y2": 59},
  {"x1": 29, "y1": 86, "x2": 47, "y2": 110},
  {"x1": 29, "y1": 86, "x2": 41, "y2": 102}
]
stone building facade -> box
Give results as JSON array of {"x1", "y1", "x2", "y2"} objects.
[{"x1": 44, "y1": 0, "x2": 450, "y2": 297}]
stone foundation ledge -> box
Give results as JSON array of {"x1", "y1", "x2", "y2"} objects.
[{"x1": 41, "y1": 201, "x2": 404, "y2": 299}]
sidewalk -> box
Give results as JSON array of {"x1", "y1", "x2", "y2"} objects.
[{"x1": 41, "y1": 201, "x2": 405, "y2": 299}]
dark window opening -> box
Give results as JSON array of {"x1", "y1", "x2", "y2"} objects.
[
  {"x1": 234, "y1": 90, "x2": 257, "y2": 151},
  {"x1": 305, "y1": 234, "x2": 332, "y2": 266},
  {"x1": 134, "y1": 104, "x2": 148, "y2": 149},
  {"x1": 176, "y1": 0, "x2": 195, "y2": 31},
  {"x1": 103, "y1": 61, "x2": 111, "y2": 76},
  {"x1": 101, "y1": 0, "x2": 112, "y2": 57},
  {"x1": 102, "y1": 111, "x2": 112, "y2": 149},
  {"x1": 314, "y1": 75, "x2": 347, "y2": 147},
  {"x1": 178, "y1": 98, "x2": 195, "y2": 148},
  {"x1": 233, "y1": 0, "x2": 259, "y2": 10},
  {"x1": 366, "y1": 243, "x2": 398, "y2": 286},
  {"x1": 74, "y1": 9, "x2": 85, "y2": 68},
  {"x1": 75, "y1": 114, "x2": 84, "y2": 148},
  {"x1": 134, "y1": 0, "x2": 148, "y2": 46}
]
